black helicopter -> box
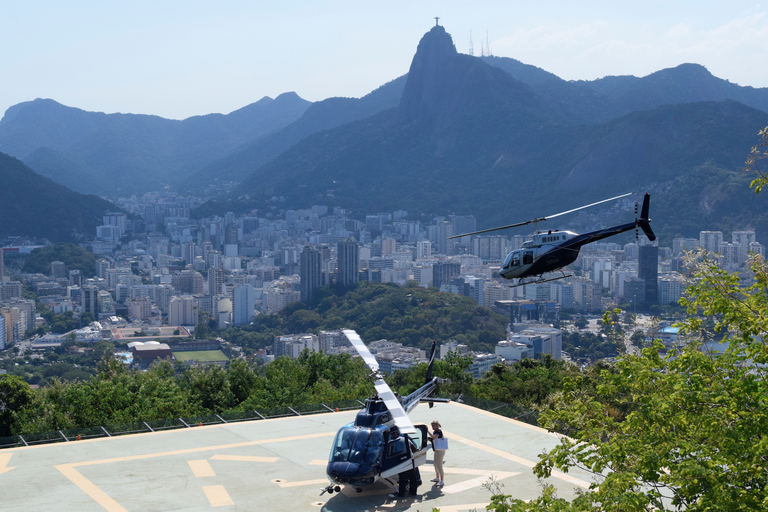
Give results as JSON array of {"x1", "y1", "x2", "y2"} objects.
[
  {"x1": 450, "y1": 192, "x2": 656, "y2": 285},
  {"x1": 322, "y1": 330, "x2": 448, "y2": 495}
]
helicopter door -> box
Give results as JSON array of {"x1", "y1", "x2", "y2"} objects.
[{"x1": 412, "y1": 425, "x2": 428, "y2": 452}]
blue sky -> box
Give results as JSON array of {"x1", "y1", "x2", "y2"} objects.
[{"x1": 2, "y1": 1, "x2": 767, "y2": 119}]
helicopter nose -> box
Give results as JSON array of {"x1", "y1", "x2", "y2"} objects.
[{"x1": 327, "y1": 461, "x2": 375, "y2": 483}]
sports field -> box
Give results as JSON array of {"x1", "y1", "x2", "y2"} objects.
[{"x1": 174, "y1": 350, "x2": 229, "y2": 362}]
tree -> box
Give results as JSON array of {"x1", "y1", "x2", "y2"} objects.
[
  {"x1": 744, "y1": 125, "x2": 768, "y2": 193},
  {"x1": 0, "y1": 374, "x2": 34, "y2": 436},
  {"x1": 21, "y1": 243, "x2": 97, "y2": 277}
]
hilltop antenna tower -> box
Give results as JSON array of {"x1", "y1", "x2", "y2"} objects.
[
  {"x1": 469, "y1": 30, "x2": 474, "y2": 56},
  {"x1": 485, "y1": 31, "x2": 492, "y2": 57}
]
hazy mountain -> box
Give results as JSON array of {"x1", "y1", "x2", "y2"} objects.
[
  {"x1": 0, "y1": 93, "x2": 311, "y2": 195},
  {"x1": 482, "y1": 57, "x2": 768, "y2": 124},
  {"x1": 4, "y1": 24, "x2": 768, "y2": 243},
  {"x1": 224, "y1": 26, "x2": 564, "y2": 213},
  {"x1": 214, "y1": 26, "x2": 768, "y2": 244},
  {"x1": 0, "y1": 152, "x2": 119, "y2": 242},
  {"x1": 183, "y1": 76, "x2": 407, "y2": 193}
]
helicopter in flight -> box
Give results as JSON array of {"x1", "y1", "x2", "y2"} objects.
[
  {"x1": 322, "y1": 329, "x2": 448, "y2": 496},
  {"x1": 449, "y1": 192, "x2": 656, "y2": 286}
]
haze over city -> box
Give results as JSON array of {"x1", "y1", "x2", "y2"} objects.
[{"x1": 3, "y1": 0, "x2": 768, "y2": 119}]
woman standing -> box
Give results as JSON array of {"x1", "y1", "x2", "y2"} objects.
[{"x1": 428, "y1": 420, "x2": 446, "y2": 487}]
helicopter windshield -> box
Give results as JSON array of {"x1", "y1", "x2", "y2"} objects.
[
  {"x1": 329, "y1": 427, "x2": 384, "y2": 465},
  {"x1": 503, "y1": 250, "x2": 522, "y2": 269}
]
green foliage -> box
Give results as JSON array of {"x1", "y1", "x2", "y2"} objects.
[
  {"x1": 388, "y1": 350, "x2": 474, "y2": 397},
  {"x1": 472, "y1": 356, "x2": 578, "y2": 408},
  {"x1": 744, "y1": 125, "x2": 768, "y2": 193},
  {"x1": 562, "y1": 330, "x2": 619, "y2": 362},
  {"x1": 508, "y1": 254, "x2": 768, "y2": 511},
  {"x1": 6, "y1": 351, "x2": 374, "y2": 435},
  {"x1": 22, "y1": 243, "x2": 96, "y2": 277},
  {"x1": 0, "y1": 374, "x2": 34, "y2": 436}
]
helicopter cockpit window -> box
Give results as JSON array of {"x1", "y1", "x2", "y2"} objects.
[
  {"x1": 523, "y1": 251, "x2": 534, "y2": 265},
  {"x1": 504, "y1": 251, "x2": 521, "y2": 268},
  {"x1": 329, "y1": 428, "x2": 383, "y2": 465}
]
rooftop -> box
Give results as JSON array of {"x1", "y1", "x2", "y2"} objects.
[{"x1": 0, "y1": 402, "x2": 593, "y2": 511}]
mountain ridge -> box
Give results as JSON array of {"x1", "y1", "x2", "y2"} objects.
[{"x1": 0, "y1": 93, "x2": 312, "y2": 195}]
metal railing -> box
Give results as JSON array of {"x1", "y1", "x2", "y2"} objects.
[{"x1": 0, "y1": 395, "x2": 538, "y2": 450}]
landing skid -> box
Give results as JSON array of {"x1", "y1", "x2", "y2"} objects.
[{"x1": 509, "y1": 273, "x2": 572, "y2": 287}]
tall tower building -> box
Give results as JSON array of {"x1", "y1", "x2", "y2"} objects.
[
  {"x1": 0, "y1": 248, "x2": 4, "y2": 283},
  {"x1": 381, "y1": 238, "x2": 397, "y2": 257},
  {"x1": 51, "y1": 261, "x2": 66, "y2": 279},
  {"x1": 638, "y1": 245, "x2": 659, "y2": 305},
  {"x1": 168, "y1": 296, "x2": 199, "y2": 326},
  {"x1": 433, "y1": 262, "x2": 461, "y2": 290},
  {"x1": 300, "y1": 246, "x2": 322, "y2": 304},
  {"x1": 337, "y1": 239, "x2": 359, "y2": 287},
  {"x1": 225, "y1": 222, "x2": 239, "y2": 245},
  {"x1": 207, "y1": 268, "x2": 225, "y2": 296},
  {"x1": 233, "y1": 284, "x2": 256, "y2": 325},
  {"x1": 732, "y1": 230, "x2": 756, "y2": 265},
  {"x1": 69, "y1": 269, "x2": 82, "y2": 287},
  {"x1": 416, "y1": 240, "x2": 432, "y2": 260},
  {"x1": 81, "y1": 285, "x2": 101, "y2": 318},
  {"x1": 699, "y1": 231, "x2": 723, "y2": 254},
  {"x1": 435, "y1": 221, "x2": 454, "y2": 255}
]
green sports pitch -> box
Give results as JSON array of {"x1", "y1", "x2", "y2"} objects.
[{"x1": 173, "y1": 350, "x2": 229, "y2": 362}]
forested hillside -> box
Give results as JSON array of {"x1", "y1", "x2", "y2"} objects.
[
  {"x1": 0, "y1": 152, "x2": 118, "y2": 242},
  {"x1": 218, "y1": 282, "x2": 509, "y2": 354}
]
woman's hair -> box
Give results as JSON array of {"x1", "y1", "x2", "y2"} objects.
[{"x1": 431, "y1": 420, "x2": 441, "y2": 428}]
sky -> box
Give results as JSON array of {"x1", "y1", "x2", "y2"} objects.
[{"x1": 2, "y1": 1, "x2": 767, "y2": 120}]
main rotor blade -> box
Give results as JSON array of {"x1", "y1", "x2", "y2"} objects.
[
  {"x1": 545, "y1": 192, "x2": 632, "y2": 221},
  {"x1": 343, "y1": 329, "x2": 379, "y2": 373},
  {"x1": 448, "y1": 192, "x2": 632, "y2": 239},
  {"x1": 374, "y1": 380, "x2": 416, "y2": 434}
]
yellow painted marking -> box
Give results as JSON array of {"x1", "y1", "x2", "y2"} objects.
[
  {"x1": 210, "y1": 454, "x2": 278, "y2": 463},
  {"x1": 55, "y1": 464, "x2": 129, "y2": 512},
  {"x1": 309, "y1": 459, "x2": 327, "y2": 465},
  {"x1": 273, "y1": 478, "x2": 328, "y2": 488},
  {"x1": 0, "y1": 452, "x2": 16, "y2": 475},
  {"x1": 54, "y1": 431, "x2": 335, "y2": 510},
  {"x1": 202, "y1": 485, "x2": 234, "y2": 507},
  {"x1": 447, "y1": 431, "x2": 591, "y2": 488},
  {"x1": 188, "y1": 459, "x2": 216, "y2": 478}
]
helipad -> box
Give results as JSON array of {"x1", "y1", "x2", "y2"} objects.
[{"x1": 0, "y1": 402, "x2": 593, "y2": 511}]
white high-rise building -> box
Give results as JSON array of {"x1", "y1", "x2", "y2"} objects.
[
  {"x1": 699, "y1": 231, "x2": 724, "y2": 254},
  {"x1": 732, "y1": 231, "x2": 756, "y2": 265},
  {"x1": 127, "y1": 296, "x2": 152, "y2": 322},
  {"x1": 233, "y1": 284, "x2": 256, "y2": 325},
  {"x1": 416, "y1": 240, "x2": 432, "y2": 259},
  {"x1": 0, "y1": 314, "x2": 5, "y2": 350},
  {"x1": 168, "y1": 296, "x2": 199, "y2": 326}
]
